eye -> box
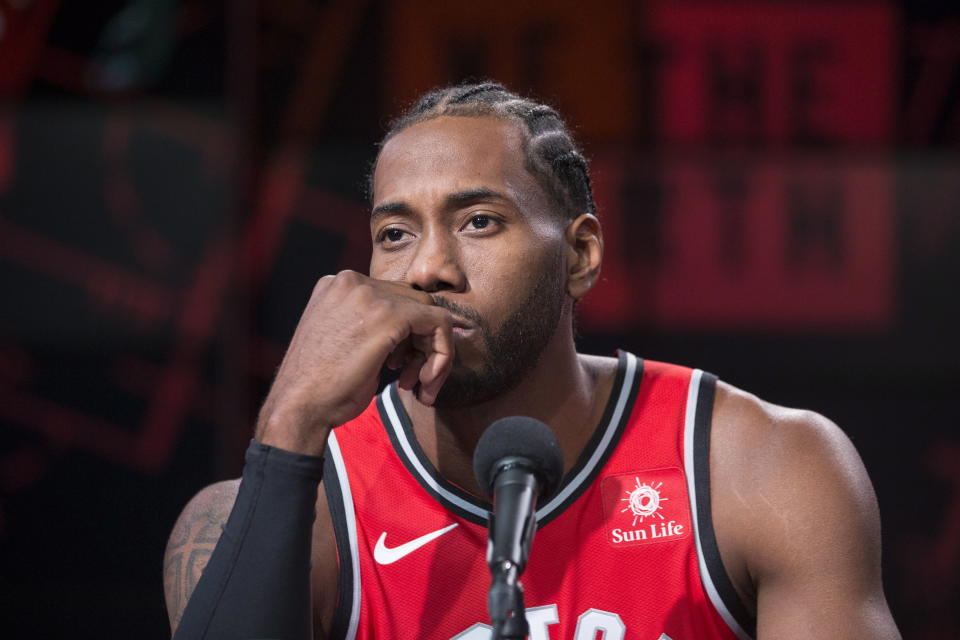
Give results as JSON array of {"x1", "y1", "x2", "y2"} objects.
[
  {"x1": 466, "y1": 214, "x2": 496, "y2": 231},
  {"x1": 376, "y1": 227, "x2": 408, "y2": 244}
]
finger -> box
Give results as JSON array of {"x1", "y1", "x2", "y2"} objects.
[
  {"x1": 386, "y1": 338, "x2": 413, "y2": 371},
  {"x1": 406, "y1": 309, "x2": 454, "y2": 386},
  {"x1": 372, "y1": 277, "x2": 438, "y2": 307},
  {"x1": 398, "y1": 351, "x2": 426, "y2": 391},
  {"x1": 416, "y1": 350, "x2": 451, "y2": 406},
  {"x1": 381, "y1": 301, "x2": 453, "y2": 405},
  {"x1": 415, "y1": 325, "x2": 455, "y2": 406}
]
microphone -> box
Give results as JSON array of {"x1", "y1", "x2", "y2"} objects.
[{"x1": 473, "y1": 416, "x2": 564, "y2": 639}]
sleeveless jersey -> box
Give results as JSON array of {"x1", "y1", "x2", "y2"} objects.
[{"x1": 323, "y1": 352, "x2": 756, "y2": 640}]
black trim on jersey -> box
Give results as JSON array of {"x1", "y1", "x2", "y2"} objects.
[
  {"x1": 378, "y1": 390, "x2": 491, "y2": 526},
  {"x1": 536, "y1": 351, "x2": 643, "y2": 528},
  {"x1": 692, "y1": 372, "x2": 757, "y2": 638},
  {"x1": 323, "y1": 449, "x2": 355, "y2": 640},
  {"x1": 376, "y1": 350, "x2": 643, "y2": 529}
]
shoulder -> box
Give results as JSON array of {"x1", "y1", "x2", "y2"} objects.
[
  {"x1": 708, "y1": 380, "x2": 896, "y2": 634},
  {"x1": 711, "y1": 380, "x2": 868, "y2": 494},
  {"x1": 164, "y1": 473, "x2": 341, "y2": 634},
  {"x1": 166, "y1": 479, "x2": 241, "y2": 556},
  {"x1": 181, "y1": 479, "x2": 242, "y2": 517},
  {"x1": 163, "y1": 479, "x2": 241, "y2": 629}
]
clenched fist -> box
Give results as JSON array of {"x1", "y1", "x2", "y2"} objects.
[{"x1": 254, "y1": 270, "x2": 454, "y2": 455}]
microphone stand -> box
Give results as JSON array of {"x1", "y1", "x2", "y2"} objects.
[{"x1": 489, "y1": 560, "x2": 527, "y2": 639}]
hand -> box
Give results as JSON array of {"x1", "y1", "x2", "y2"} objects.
[{"x1": 254, "y1": 270, "x2": 454, "y2": 454}]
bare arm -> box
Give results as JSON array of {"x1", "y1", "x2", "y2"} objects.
[
  {"x1": 712, "y1": 383, "x2": 900, "y2": 639},
  {"x1": 163, "y1": 480, "x2": 239, "y2": 633}
]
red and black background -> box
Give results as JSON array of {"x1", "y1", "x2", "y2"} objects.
[{"x1": 0, "y1": 0, "x2": 957, "y2": 637}]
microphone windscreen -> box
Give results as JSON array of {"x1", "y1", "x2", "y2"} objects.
[{"x1": 472, "y1": 416, "x2": 564, "y2": 500}]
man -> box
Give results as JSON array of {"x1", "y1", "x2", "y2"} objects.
[{"x1": 163, "y1": 82, "x2": 900, "y2": 639}]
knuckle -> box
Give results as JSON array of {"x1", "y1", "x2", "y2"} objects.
[
  {"x1": 367, "y1": 297, "x2": 396, "y2": 319},
  {"x1": 313, "y1": 274, "x2": 335, "y2": 293},
  {"x1": 349, "y1": 281, "x2": 378, "y2": 306},
  {"x1": 385, "y1": 325, "x2": 408, "y2": 348},
  {"x1": 327, "y1": 271, "x2": 376, "y2": 304},
  {"x1": 336, "y1": 269, "x2": 362, "y2": 283},
  {"x1": 328, "y1": 270, "x2": 361, "y2": 290}
]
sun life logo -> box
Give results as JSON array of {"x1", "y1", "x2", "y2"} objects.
[{"x1": 621, "y1": 477, "x2": 667, "y2": 526}]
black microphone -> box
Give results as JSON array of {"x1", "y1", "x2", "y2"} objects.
[{"x1": 473, "y1": 416, "x2": 564, "y2": 640}]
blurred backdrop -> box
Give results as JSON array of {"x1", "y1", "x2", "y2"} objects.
[{"x1": 0, "y1": 0, "x2": 958, "y2": 638}]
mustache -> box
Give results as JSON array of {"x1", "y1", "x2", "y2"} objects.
[{"x1": 430, "y1": 295, "x2": 485, "y2": 328}]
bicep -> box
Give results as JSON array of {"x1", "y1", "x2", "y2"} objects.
[
  {"x1": 739, "y1": 411, "x2": 899, "y2": 639},
  {"x1": 162, "y1": 479, "x2": 239, "y2": 633}
]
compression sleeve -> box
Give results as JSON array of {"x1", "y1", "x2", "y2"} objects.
[{"x1": 172, "y1": 439, "x2": 324, "y2": 640}]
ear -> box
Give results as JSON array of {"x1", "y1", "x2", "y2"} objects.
[{"x1": 564, "y1": 213, "x2": 603, "y2": 301}]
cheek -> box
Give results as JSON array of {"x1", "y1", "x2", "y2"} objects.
[
  {"x1": 369, "y1": 251, "x2": 406, "y2": 281},
  {"x1": 464, "y1": 244, "x2": 552, "y2": 314},
  {"x1": 461, "y1": 244, "x2": 523, "y2": 288}
]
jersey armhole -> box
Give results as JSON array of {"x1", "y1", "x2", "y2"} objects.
[{"x1": 685, "y1": 370, "x2": 758, "y2": 640}]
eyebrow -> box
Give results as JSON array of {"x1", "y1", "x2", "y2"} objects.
[{"x1": 370, "y1": 187, "x2": 512, "y2": 222}]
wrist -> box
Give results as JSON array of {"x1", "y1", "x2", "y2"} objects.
[{"x1": 256, "y1": 401, "x2": 331, "y2": 456}]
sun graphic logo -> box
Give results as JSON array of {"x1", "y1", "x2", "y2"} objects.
[
  {"x1": 601, "y1": 468, "x2": 690, "y2": 548},
  {"x1": 620, "y1": 477, "x2": 668, "y2": 526}
]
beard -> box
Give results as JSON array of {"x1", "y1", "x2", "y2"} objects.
[{"x1": 429, "y1": 249, "x2": 567, "y2": 409}]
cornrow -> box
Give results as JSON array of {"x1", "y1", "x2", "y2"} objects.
[
  {"x1": 449, "y1": 82, "x2": 502, "y2": 104},
  {"x1": 374, "y1": 81, "x2": 596, "y2": 221}
]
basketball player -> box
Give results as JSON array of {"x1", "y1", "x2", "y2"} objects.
[{"x1": 163, "y1": 83, "x2": 901, "y2": 639}]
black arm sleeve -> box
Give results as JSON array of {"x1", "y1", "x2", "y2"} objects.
[{"x1": 172, "y1": 439, "x2": 325, "y2": 640}]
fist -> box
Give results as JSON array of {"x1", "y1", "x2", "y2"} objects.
[{"x1": 255, "y1": 271, "x2": 454, "y2": 454}]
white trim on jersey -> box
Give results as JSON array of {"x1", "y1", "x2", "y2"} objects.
[
  {"x1": 535, "y1": 351, "x2": 639, "y2": 519},
  {"x1": 327, "y1": 432, "x2": 362, "y2": 640},
  {"x1": 381, "y1": 390, "x2": 491, "y2": 519},
  {"x1": 683, "y1": 370, "x2": 753, "y2": 640},
  {"x1": 381, "y1": 351, "x2": 639, "y2": 523}
]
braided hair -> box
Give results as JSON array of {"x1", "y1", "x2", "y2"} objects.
[{"x1": 373, "y1": 82, "x2": 596, "y2": 222}]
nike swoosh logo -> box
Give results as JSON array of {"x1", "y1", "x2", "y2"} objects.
[{"x1": 373, "y1": 523, "x2": 459, "y2": 565}]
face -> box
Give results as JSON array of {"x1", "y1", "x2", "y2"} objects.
[{"x1": 370, "y1": 116, "x2": 569, "y2": 407}]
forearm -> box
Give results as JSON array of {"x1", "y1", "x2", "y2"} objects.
[{"x1": 172, "y1": 440, "x2": 324, "y2": 640}]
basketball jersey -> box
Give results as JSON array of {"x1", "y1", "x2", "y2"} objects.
[{"x1": 323, "y1": 352, "x2": 757, "y2": 640}]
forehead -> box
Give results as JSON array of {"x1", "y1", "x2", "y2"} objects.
[{"x1": 372, "y1": 116, "x2": 545, "y2": 211}]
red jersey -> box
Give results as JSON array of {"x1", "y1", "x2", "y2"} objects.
[{"x1": 322, "y1": 352, "x2": 756, "y2": 640}]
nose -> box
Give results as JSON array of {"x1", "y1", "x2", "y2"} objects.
[{"x1": 407, "y1": 229, "x2": 466, "y2": 293}]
